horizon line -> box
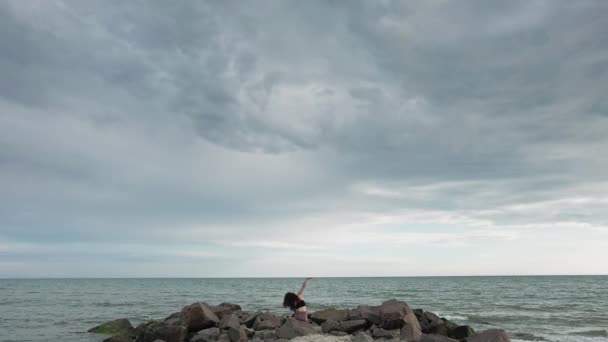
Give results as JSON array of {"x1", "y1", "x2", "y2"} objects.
[{"x1": 1, "y1": 274, "x2": 607, "y2": 280}]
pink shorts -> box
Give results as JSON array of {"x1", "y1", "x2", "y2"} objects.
[{"x1": 294, "y1": 311, "x2": 308, "y2": 321}]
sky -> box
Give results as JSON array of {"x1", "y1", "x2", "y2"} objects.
[{"x1": 1, "y1": 1, "x2": 607, "y2": 278}]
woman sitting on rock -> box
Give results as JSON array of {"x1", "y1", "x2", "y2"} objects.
[{"x1": 283, "y1": 277, "x2": 312, "y2": 321}]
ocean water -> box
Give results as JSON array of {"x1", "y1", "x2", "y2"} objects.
[{"x1": 0, "y1": 276, "x2": 606, "y2": 342}]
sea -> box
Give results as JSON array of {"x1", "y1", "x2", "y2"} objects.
[{"x1": 0, "y1": 276, "x2": 606, "y2": 342}]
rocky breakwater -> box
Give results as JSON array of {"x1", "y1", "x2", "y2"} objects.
[{"x1": 88, "y1": 299, "x2": 510, "y2": 342}]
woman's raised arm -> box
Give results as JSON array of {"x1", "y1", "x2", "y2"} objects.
[{"x1": 297, "y1": 277, "x2": 312, "y2": 298}]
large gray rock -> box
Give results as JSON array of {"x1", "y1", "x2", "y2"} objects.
[
  {"x1": 219, "y1": 303, "x2": 242, "y2": 312},
  {"x1": 450, "y1": 326, "x2": 475, "y2": 340},
  {"x1": 252, "y1": 313, "x2": 281, "y2": 331},
  {"x1": 103, "y1": 336, "x2": 133, "y2": 342},
  {"x1": 244, "y1": 327, "x2": 255, "y2": 338},
  {"x1": 338, "y1": 319, "x2": 368, "y2": 334},
  {"x1": 423, "y1": 312, "x2": 440, "y2": 324},
  {"x1": 181, "y1": 303, "x2": 220, "y2": 332},
  {"x1": 321, "y1": 319, "x2": 340, "y2": 333},
  {"x1": 466, "y1": 329, "x2": 510, "y2": 342},
  {"x1": 420, "y1": 334, "x2": 459, "y2": 342},
  {"x1": 89, "y1": 318, "x2": 135, "y2": 337},
  {"x1": 164, "y1": 312, "x2": 182, "y2": 327},
  {"x1": 220, "y1": 313, "x2": 241, "y2": 331},
  {"x1": 351, "y1": 332, "x2": 374, "y2": 342},
  {"x1": 134, "y1": 322, "x2": 187, "y2": 342},
  {"x1": 372, "y1": 327, "x2": 393, "y2": 339},
  {"x1": 227, "y1": 326, "x2": 247, "y2": 342},
  {"x1": 378, "y1": 299, "x2": 422, "y2": 341},
  {"x1": 347, "y1": 309, "x2": 364, "y2": 321},
  {"x1": 426, "y1": 320, "x2": 448, "y2": 337},
  {"x1": 443, "y1": 319, "x2": 459, "y2": 335},
  {"x1": 275, "y1": 318, "x2": 317, "y2": 339},
  {"x1": 419, "y1": 312, "x2": 440, "y2": 333},
  {"x1": 356, "y1": 305, "x2": 382, "y2": 325},
  {"x1": 310, "y1": 308, "x2": 349, "y2": 324},
  {"x1": 190, "y1": 328, "x2": 221, "y2": 342},
  {"x1": 241, "y1": 313, "x2": 259, "y2": 328},
  {"x1": 253, "y1": 330, "x2": 277, "y2": 341},
  {"x1": 330, "y1": 331, "x2": 349, "y2": 336},
  {"x1": 211, "y1": 303, "x2": 242, "y2": 319}
]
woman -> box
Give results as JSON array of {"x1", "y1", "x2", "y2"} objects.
[{"x1": 283, "y1": 278, "x2": 312, "y2": 321}]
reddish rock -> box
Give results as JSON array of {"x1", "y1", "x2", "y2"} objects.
[{"x1": 378, "y1": 299, "x2": 422, "y2": 341}]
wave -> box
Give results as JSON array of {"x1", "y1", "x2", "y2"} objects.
[
  {"x1": 440, "y1": 314, "x2": 468, "y2": 321},
  {"x1": 93, "y1": 301, "x2": 147, "y2": 307},
  {"x1": 512, "y1": 332, "x2": 550, "y2": 341},
  {"x1": 567, "y1": 330, "x2": 608, "y2": 337}
]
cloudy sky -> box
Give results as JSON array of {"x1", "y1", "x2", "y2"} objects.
[{"x1": 1, "y1": 1, "x2": 607, "y2": 278}]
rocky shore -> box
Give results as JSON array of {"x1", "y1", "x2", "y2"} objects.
[{"x1": 88, "y1": 299, "x2": 510, "y2": 342}]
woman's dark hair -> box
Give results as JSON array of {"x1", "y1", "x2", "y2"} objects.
[{"x1": 283, "y1": 292, "x2": 298, "y2": 311}]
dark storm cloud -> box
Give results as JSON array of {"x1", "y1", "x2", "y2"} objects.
[{"x1": 1, "y1": 1, "x2": 607, "y2": 276}]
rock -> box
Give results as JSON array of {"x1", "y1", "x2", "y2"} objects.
[
  {"x1": 426, "y1": 320, "x2": 448, "y2": 336},
  {"x1": 275, "y1": 318, "x2": 317, "y2": 339},
  {"x1": 220, "y1": 313, "x2": 241, "y2": 331},
  {"x1": 181, "y1": 302, "x2": 220, "y2": 332},
  {"x1": 103, "y1": 336, "x2": 133, "y2": 342},
  {"x1": 253, "y1": 330, "x2": 277, "y2": 341},
  {"x1": 351, "y1": 332, "x2": 374, "y2": 342},
  {"x1": 134, "y1": 321, "x2": 187, "y2": 342},
  {"x1": 347, "y1": 309, "x2": 364, "y2": 321},
  {"x1": 227, "y1": 326, "x2": 247, "y2": 342},
  {"x1": 164, "y1": 312, "x2": 182, "y2": 326},
  {"x1": 218, "y1": 333, "x2": 231, "y2": 342},
  {"x1": 252, "y1": 313, "x2": 281, "y2": 331},
  {"x1": 442, "y1": 319, "x2": 459, "y2": 334},
  {"x1": 420, "y1": 334, "x2": 459, "y2": 342},
  {"x1": 423, "y1": 312, "x2": 440, "y2": 323},
  {"x1": 275, "y1": 340, "x2": 290, "y2": 342},
  {"x1": 321, "y1": 319, "x2": 340, "y2": 333},
  {"x1": 419, "y1": 318, "x2": 431, "y2": 333},
  {"x1": 356, "y1": 305, "x2": 382, "y2": 325},
  {"x1": 241, "y1": 313, "x2": 259, "y2": 328},
  {"x1": 212, "y1": 303, "x2": 242, "y2": 319},
  {"x1": 372, "y1": 327, "x2": 393, "y2": 339},
  {"x1": 219, "y1": 303, "x2": 242, "y2": 312},
  {"x1": 330, "y1": 331, "x2": 349, "y2": 336},
  {"x1": 378, "y1": 299, "x2": 422, "y2": 341},
  {"x1": 466, "y1": 329, "x2": 510, "y2": 342},
  {"x1": 89, "y1": 318, "x2": 135, "y2": 337},
  {"x1": 338, "y1": 319, "x2": 368, "y2": 334},
  {"x1": 413, "y1": 309, "x2": 424, "y2": 319},
  {"x1": 244, "y1": 327, "x2": 255, "y2": 337},
  {"x1": 190, "y1": 327, "x2": 221, "y2": 342},
  {"x1": 310, "y1": 308, "x2": 349, "y2": 324},
  {"x1": 449, "y1": 326, "x2": 475, "y2": 340}
]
